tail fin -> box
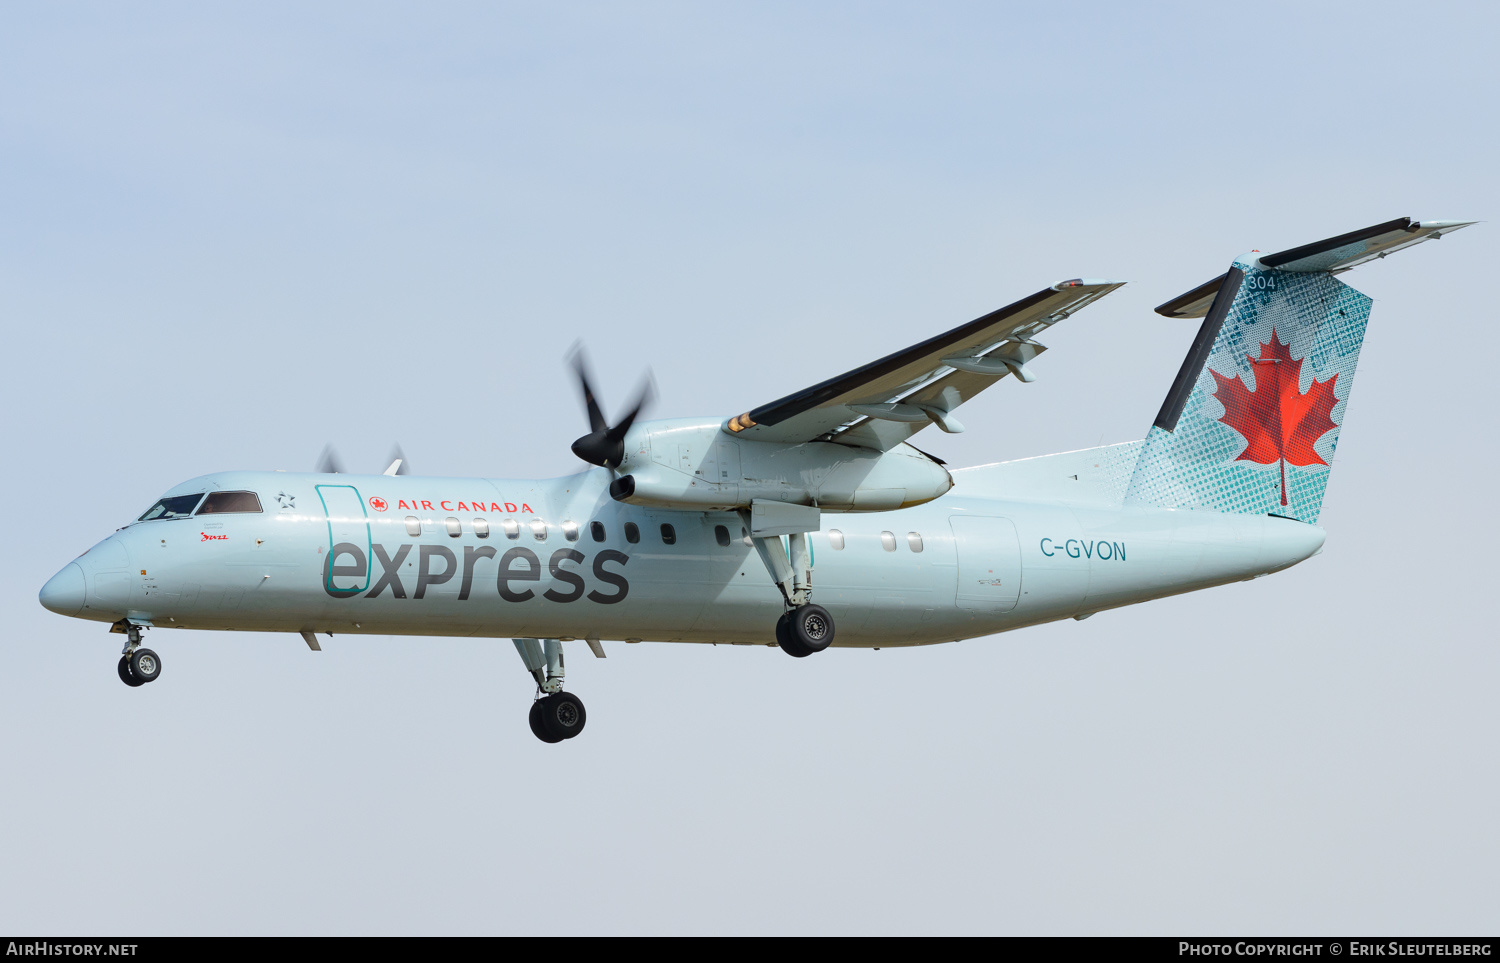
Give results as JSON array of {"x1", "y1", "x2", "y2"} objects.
[{"x1": 1125, "y1": 217, "x2": 1473, "y2": 523}]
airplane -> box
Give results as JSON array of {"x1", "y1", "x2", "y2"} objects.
[{"x1": 38, "y1": 217, "x2": 1473, "y2": 743}]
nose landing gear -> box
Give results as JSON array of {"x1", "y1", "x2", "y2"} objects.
[{"x1": 114, "y1": 623, "x2": 162, "y2": 687}]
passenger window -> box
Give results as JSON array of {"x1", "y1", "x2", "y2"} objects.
[
  {"x1": 880, "y1": 531, "x2": 897, "y2": 552},
  {"x1": 405, "y1": 516, "x2": 422, "y2": 537},
  {"x1": 530, "y1": 519, "x2": 547, "y2": 541},
  {"x1": 196, "y1": 491, "x2": 263, "y2": 515},
  {"x1": 474, "y1": 518, "x2": 490, "y2": 539},
  {"x1": 590, "y1": 521, "x2": 606, "y2": 542},
  {"x1": 624, "y1": 522, "x2": 640, "y2": 544},
  {"x1": 138, "y1": 493, "x2": 205, "y2": 521},
  {"x1": 714, "y1": 524, "x2": 731, "y2": 547},
  {"x1": 660, "y1": 524, "x2": 676, "y2": 545},
  {"x1": 562, "y1": 521, "x2": 580, "y2": 542},
  {"x1": 502, "y1": 519, "x2": 520, "y2": 540},
  {"x1": 907, "y1": 532, "x2": 924, "y2": 553},
  {"x1": 446, "y1": 517, "x2": 461, "y2": 537},
  {"x1": 827, "y1": 529, "x2": 845, "y2": 550}
]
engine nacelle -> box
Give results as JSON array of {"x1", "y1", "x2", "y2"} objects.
[{"x1": 608, "y1": 418, "x2": 952, "y2": 512}]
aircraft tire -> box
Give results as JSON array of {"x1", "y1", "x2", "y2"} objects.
[
  {"x1": 537, "y1": 692, "x2": 587, "y2": 741},
  {"x1": 789, "y1": 604, "x2": 834, "y2": 654},
  {"x1": 130, "y1": 648, "x2": 162, "y2": 684},
  {"x1": 529, "y1": 701, "x2": 564, "y2": 744},
  {"x1": 117, "y1": 655, "x2": 145, "y2": 687},
  {"x1": 776, "y1": 612, "x2": 813, "y2": 658}
]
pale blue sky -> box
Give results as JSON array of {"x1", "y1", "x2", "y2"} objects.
[{"x1": 2, "y1": 1, "x2": 1496, "y2": 934}]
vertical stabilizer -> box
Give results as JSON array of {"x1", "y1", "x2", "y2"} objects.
[{"x1": 1125, "y1": 217, "x2": 1472, "y2": 523}]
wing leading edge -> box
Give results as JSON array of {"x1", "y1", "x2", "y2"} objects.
[{"x1": 724, "y1": 279, "x2": 1125, "y2": 450}]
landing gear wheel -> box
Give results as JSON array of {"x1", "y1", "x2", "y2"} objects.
[
  {"x1": 789, "y1": 604, "x2": 834, "y2": 654},
  {"x1": 529, "y1": 701, "x2": 564, "y2": 744},
  {"x1": 117, "y1": 655, "x2": 145, "y2": 687},
  {"x1": 776, "y1": 611, "x2": 813, "y2": 658},
  {"x1": 129, "y1": 648, "x2": 162, "y2": 684},
  {"x1": 536, "y1": 691, "x2": 587, "y2": 741}
]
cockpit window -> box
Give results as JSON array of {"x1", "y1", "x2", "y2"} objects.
[
  {"x1": 138, "y1": 494, "x2": 205, "y2": 521},
  {"x1": 195, "y1": 491, "x2": 263, "y2": 515}
]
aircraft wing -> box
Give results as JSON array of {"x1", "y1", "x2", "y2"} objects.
[{"x1": 724, "y1": 279, "x2": 1125, "y2": 450}]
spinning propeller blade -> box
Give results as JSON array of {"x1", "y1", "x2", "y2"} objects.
[
  {"x1": 567, "y1": 346, "x2": 655, "y2": 469},
  {"x1": 317, "y1": 444, "x2": 411, "y2": 475},
  {"x1": 384, "y1": 444, "x2": 410, "y2": 476},
  {"x1": 315, "y1": 445, "x2": 345, "y2": 474}
]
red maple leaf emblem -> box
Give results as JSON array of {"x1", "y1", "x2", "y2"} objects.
[{"x1": 1209, "y1": 328, "x2": 1340, "y2": 507}]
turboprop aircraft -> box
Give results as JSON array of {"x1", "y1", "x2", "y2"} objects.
[{"x1": 38, "y1": 217, "x2": 1473, "y2": 742}]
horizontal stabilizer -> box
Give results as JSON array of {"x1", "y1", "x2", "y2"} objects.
[
  {"x1": 1155, "y1": 273, "x2": 1228, "y2": 320},
  {"x1": 1156, "y1": 218, "x2": 1475, "y2": 318}
]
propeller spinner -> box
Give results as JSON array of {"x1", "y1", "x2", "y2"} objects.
[{"x1": 568, "y1": 347, "x2": 654, "y2": 469}]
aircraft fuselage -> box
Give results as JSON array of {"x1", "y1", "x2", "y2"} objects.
[{"x1": 42, "y1": 467, "x2": 1325, "y2": 647}]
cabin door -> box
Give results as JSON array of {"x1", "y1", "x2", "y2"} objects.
[
  {"x1": 949, "y1": 515, "x2": 1021, "y2": 614},
  {"x1": 317, "y1": 484, "x2": 371, "y2": 596}
]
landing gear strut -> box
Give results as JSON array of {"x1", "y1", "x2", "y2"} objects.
[
  {"x1": 514, "y1": 638, "x2": 587, "y2": 743},
  {"x1": 744, "y1": 501, "x2": 837, "y2": 658},
  {"x1": 115, "y1": 623, "x2": 162, "y2": 687}
]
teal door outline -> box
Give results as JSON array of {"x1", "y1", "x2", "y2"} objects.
[{"x1": 317, "y1": 484, "x2": 371, "y2": 595}]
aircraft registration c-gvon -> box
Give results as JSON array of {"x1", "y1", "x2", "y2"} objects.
[{"x1": 40, "y1": 217, "x2": 1474, "y2": 742}]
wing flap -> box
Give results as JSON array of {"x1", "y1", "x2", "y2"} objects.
[{"x1": 833, "y1": 354, "x2": 1047, "y2": 449}]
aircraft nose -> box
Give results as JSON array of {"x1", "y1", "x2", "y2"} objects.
[{"x1": 39, "y1": 562, "x2": 87, "y2": 617}]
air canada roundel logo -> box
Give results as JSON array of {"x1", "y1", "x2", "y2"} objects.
[
  {"x1": 1210, "y1": 327, "x2": 1340, "y2": 507},
  {"x1": 369, "y1": 497, "x2": 388, "y2": 512}
]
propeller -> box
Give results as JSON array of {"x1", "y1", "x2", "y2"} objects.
[
  {"x1": 315, "y1": 444, "x2": 412, "y2": 475},
  {"x1": 384, "y1": 444, "x2": 411, "y2": 476},
  {"x1": 568, "y1": 346, "x2": 655, "y2": 469},
  {"x1": 316, "y1": 444, "x2": 345, "y2": 474}
]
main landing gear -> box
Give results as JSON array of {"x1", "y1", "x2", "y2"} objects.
[
  {"x1": 115, "y1": 623, "x2": 162, "y2": 687},
  {"x1": 776, "y1": 603, "x2": 835, "y2": 658},
  {"x1": 514, "y1": 638, "x2": 587, "y2": 743},
  {"x1": 743, "y1": 503, "x2": 837, "y2": 658}
]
